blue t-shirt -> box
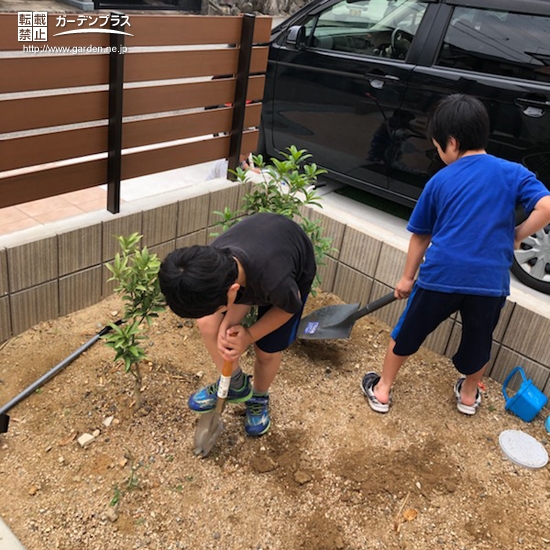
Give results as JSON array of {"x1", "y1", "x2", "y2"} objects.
[{"x1": 408, "y1": 154, "x2": 549, "y2": 296}]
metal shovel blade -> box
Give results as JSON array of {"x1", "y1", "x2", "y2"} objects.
[
  {"x1": 193, "y1": 410, "x2": 224, "y2": 458},
  {"x1": 298, "y1": 302, "x2": 361, "y2": 340},
  {"x1": 192, "y1": 359, "x2": 233, "y2": 458},
  {"x1": 297, "y1": 292, "x2": 397, "y2": 340}
]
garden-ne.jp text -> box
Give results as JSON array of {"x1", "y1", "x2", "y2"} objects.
[{"x1": 22, "y1": 45, "x2": 128, "y2": 54}]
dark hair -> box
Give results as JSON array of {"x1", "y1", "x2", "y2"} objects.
[
  {"x1": 428, "y1": 94, "x2": 489, "y2": 153},
  {"x1": 159, "y1": 245, "x2": 238, "y2": 319}
]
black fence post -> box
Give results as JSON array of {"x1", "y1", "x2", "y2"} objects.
[
  {"x1": 106, "y1": 14, "x2": 125, "y2": 214},
  {"x1": 227, "y1": 14, "x2": 255, "y2": 175}
]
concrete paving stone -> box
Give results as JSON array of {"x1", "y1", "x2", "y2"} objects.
[{"x1": 0, "y1": 517, "x2": 26, "y2": 550}]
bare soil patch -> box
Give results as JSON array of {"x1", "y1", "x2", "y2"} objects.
[{"x1": 1, "y1": 291, "x2": 549, "y2": 550}]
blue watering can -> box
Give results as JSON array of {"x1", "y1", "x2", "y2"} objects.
[{"x1": 502, "y1": 366, "x2": 548, "y2": 422}]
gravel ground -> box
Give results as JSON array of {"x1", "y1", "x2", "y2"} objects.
[{"x1": 1, "y1": 291, "x2": 549, "y2": 550}]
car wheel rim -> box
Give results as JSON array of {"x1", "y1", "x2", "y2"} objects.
[{"x1": 514, "y1": 225, "x2": 550, "y2": 283}]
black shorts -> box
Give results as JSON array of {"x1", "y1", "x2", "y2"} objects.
[
  {"x1": 392, "y1": 286, "x2": 505, "y2": 375},
  {"x1": 255, "y1": 294, "x2": 308, "y2": 354}
]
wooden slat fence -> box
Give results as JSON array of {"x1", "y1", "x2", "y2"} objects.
[{"x1": 0, "y1": 13, "x2": 271, "y2": 212}]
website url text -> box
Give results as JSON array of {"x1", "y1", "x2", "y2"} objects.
[{"x1": 22, "y1": 45, "x2": 128, "y2": 55}]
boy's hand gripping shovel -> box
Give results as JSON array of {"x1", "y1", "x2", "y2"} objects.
[{"x1": 193, "y1": 359, "x2": 233, "y2": 458}]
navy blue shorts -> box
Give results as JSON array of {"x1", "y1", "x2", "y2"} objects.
[
  {"x1": 255, "y1": 294, "x2": 308, "y2": 354},
  {"x1": 392, "y1": 286, "x2": 505, "y2": 375}
]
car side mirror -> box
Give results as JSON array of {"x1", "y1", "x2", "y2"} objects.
[{"x1": 286, "y1": 25, "x2": 307, "y2": 50}]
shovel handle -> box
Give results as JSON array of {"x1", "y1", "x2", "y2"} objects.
[
  {"x1": 213, "y1": 359, "x2": 234, "y2": 415},
  {"x1": 0, "y1": 320, "x2": 122, "y2": 418},
  {"x1": 221, "y1": 359, "x2": 233, "y2": 379},
  {"x1": 217, "y1": 333, "x2": 236, "y2": 398},
  {"x1": 351, "y1": 292, "x2": 397, "y2": 322}
]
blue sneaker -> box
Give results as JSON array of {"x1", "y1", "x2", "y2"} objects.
[
  {"x1": 245, "y1": 394, "x2": 271, "y2": 437},
  {"x1": 188, "y1": 374, "x2": 253, "y2": 413}
]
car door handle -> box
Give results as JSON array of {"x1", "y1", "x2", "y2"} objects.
[
  {"x1": 516, "y1": 97, "x2": 550, "y2": 117},
  {"x1": 365, "y1": 73, "x2": 400, "y2": 82}
]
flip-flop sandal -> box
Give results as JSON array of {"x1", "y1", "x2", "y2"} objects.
[
  {"x1": 361, "y1": 372, "x2": 391, "y2": 413},
  {"x1": 454, "y1": 377, "x2": 481, "y2": 415}
]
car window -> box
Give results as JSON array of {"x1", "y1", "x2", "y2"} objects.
[
  {"x1": 302, "y1": 17, "x2": 317, "y2": 46},
  {"x1": 309, "y1": 0, "x2": 428, "y2": 60},
  {"x1": 436, "y1": 7, "x2": 550, "y2": 84}
]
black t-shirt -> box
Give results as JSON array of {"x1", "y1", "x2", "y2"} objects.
[{"x1": 211, "y1": 213, "x2": 316, "y2": 314}]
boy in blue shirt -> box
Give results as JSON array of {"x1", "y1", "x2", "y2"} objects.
[{"x1": 361, "y1": 94, "x2": 550, "y2": 415}]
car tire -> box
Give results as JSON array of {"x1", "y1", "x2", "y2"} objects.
[{"x1": 511, "y1": 224, "x2": 550, "y2": 294}]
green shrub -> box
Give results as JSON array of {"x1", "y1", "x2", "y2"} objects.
[
  {"x1": 102, "y1": 233, "x2": 166, "y2": 410},
  {"x1": 213, "y1": 146, "x2": 335, "y2": 291}
]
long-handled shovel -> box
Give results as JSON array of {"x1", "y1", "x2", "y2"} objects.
[
  {"x1": 193, "y1": 359, "x2": 233, "y2": 458},
  {"x1": 297, "y1": 291, "x2": 397, "y2": 340},
  {"x1": 0, "y1": 321, "x2": 121, "y2": 434}
]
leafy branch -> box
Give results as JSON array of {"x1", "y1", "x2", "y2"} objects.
[
  {"x1": 102, "y1": 233, "x2": 166, "y2": 410},
  {"x1": 213, "y1": 146, "x2": 336, "y2": 292}
]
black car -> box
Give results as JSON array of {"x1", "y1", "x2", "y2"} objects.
[{"x1": 259, "y1": 0, "x2": 550, "y2": 294}]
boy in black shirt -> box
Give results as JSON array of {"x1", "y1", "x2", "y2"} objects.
[{"x1": 159, "y1": 213, "x2": 316, "y2": 436}]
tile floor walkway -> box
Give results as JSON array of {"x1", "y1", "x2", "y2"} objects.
[
  {"x1": 0, "y1": 161, "x2": 218, "y2": 237},
  {"x1": 0, "y1": 188, "x2": 108, "y2": 235}
]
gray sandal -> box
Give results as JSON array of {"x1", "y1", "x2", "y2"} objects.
[
  {"x1": 361, "y1": 372, "x2": 391, "y2": 413},
  {"x1": 454, "y1": 377, "x2": 481, "y2": 415}
]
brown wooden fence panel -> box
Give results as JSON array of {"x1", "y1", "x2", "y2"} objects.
[
  {"x1": 0, "y1": 126, "x2": 107, "y2": 172},
  {"x1": 0, "y1": 55, "x2": 109, "y2": 94},
  {"x1": 124, "y1": 80, "x2": 233, "y2": 117},
  {"x1": 122, "y1": 130, "x2": 258, "y2": 181},
  {"x1": 0, "y1": 102, "x2": 261, "y2": 172},
  {"x1": 0, "y1": 90, "x2": 108, "y2": 134},
  {"x1": 123, "y1": 110, "x2": 231, "y2": 150},
  {"x1": 0, "y1": 12, "x2": 270, "y2": 212},
  {"x1": 123, "y1": 103, "x2": 262, "y2": 149},
  {"x1": 0, "y1": 14, "x2": 271, "y2": 51},
  {"x1": 124, "y1": 75, "x2": 265, "y2": 116},
  {"x1": 123, "y1": 46, "x2": 268, "y2": 83},
  {"x1": 0, "y1": 129, "x2": 258, "y2": 209},
  {"x1": 0, "y1": 159, "x2": 107, "y2": 209},
  {"x1": 127, "y1": 15, "x2": 272, "y2": 46},
  {"x1": 0, "y1": 75, "x2": 264, "y2": 135}
]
